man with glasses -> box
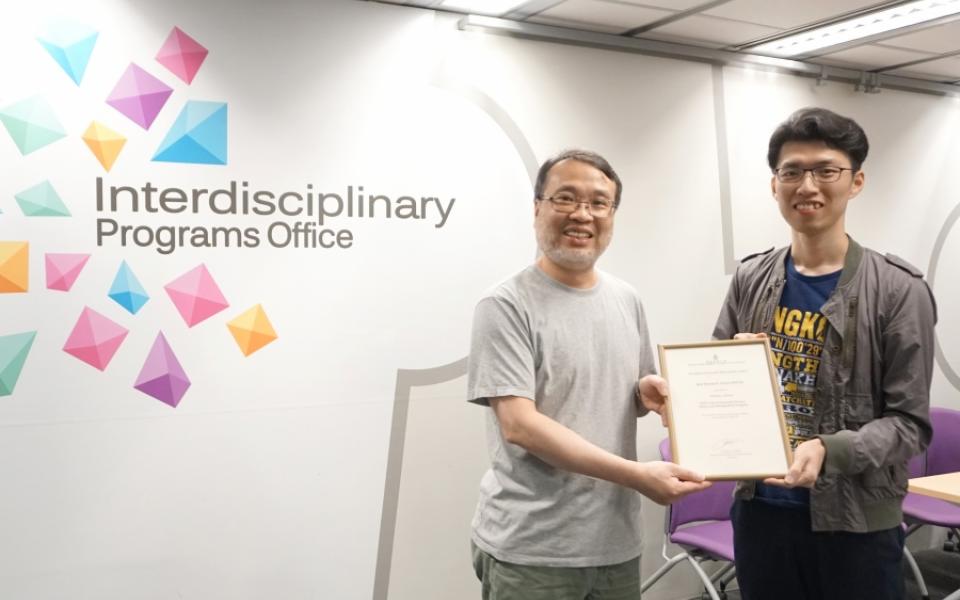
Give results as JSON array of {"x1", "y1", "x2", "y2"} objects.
[
  {"x1": 467, "y1": 149, "x2": 709, "y2": 600},
  {"x1": 712, "y1": 107, "x2": 937, "y2": 599}
]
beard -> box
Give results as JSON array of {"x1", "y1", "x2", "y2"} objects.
[{"x1": 534, "y1": 218, "x2": 611, "y2": 270}]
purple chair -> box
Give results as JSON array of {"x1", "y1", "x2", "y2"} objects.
[
  {"x1": 640, "y1": 438, "x2": 736, "y2": 600},
  {"x1": 902, "y1": 407, "x2": 960, "y2": 600}
]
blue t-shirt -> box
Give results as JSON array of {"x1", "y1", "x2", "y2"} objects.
[{"x1": 755, "y1": 253, "x2": 840, "y2": 508}]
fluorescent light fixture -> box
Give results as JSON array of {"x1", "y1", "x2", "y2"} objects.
[
  {"x1": 441, "y1": 0, "x2": 527, "y2": 16},
  {"x1": 749, "y1": 0, "x2": 960, "y2": 57}
]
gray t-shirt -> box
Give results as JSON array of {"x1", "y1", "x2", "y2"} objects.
[{"x1": 467, "y1": 264, "x2": 656, "y2": 567}]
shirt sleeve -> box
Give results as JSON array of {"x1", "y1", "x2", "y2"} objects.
[
  {"x1": 636, "y1": 299, "x2": 657, "y2": 417},
  {"x1": 819, "y1": 275, "x2": 936, "y2": 475},
  {"x1": 712, "y1": 267, "x2": 742, "y2": 340},
  {"x1": 466, "y1": 296, "x2": 536, "y2": 406}
]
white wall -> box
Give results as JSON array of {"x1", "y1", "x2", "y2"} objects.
[{"x1": 0, "y1": 1, "x2": 958, "y2": 599}]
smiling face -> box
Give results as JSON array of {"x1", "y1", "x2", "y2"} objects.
[
  {"x1": 772, "y1": 140, "x2": 864, "y2": 241},
  {"x1": 534, "y1": 158, "x2": 616, "y2": 285}
]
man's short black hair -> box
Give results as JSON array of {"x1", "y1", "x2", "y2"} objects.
[
  {"x1": 767, "y1": 107, "x2": 869, "y2": 172},
  {"x1": 534, "y1": 149, "x2": 622, "y2": 208}
]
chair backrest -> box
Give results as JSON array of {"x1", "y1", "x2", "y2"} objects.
[
  {"x1": 658, "y1": 438, "x2": 735, "y2": 532},
  {"x1": 927, "y1": 407, "x2": 960, "y2": 475},
  {"x1": 907, "y1": 451, "x2": 926, "y2": 478}
]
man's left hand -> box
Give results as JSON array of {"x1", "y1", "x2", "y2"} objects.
[
  {"x1": 764, "y1": 438, "x2": 826, "y2": 488},
  {"x1": 637, "y1": 375, "x2": 669, "y2": 427}
]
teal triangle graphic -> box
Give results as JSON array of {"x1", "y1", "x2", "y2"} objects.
[
  {"x1": 108, "y1": 261, "x2": 149, "y2": 314},
  {"x1": 0, "y1": 97, "x2": 67, "y2": 155},
  {"x1": 37, "y1": 21, "x2": 98, "y2": 85},
  {"x1": 15, "y1": 180, "x2": 70, "y2": 216},
  {"x1": 0, "y1": 331, "x2": 37, "y2": 397},
  {"x1": 152, "y1": 101, "x2": 227, "y2": 165},
  {"x1": 38, "y1": 34, "x2": 98, "y2": 85}
]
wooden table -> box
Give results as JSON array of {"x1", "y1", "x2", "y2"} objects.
[
  {"x1": 909, "y1": 472, "x2": 960, "y2": 504},
  {"x1": 907, "y1": 472, "x2": 960, "y2": 600}
]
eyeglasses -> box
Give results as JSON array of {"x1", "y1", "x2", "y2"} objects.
[
  {"x1": 774, "y1": 165, "x2": 855, "y2": 184},
  {"x1": 539, "y1": 193, "x2": 616, "y2": 217}
]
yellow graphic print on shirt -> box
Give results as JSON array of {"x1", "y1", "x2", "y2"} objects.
[{"x1": 769, "y1": 307, "x2": 826, "y2": 448}]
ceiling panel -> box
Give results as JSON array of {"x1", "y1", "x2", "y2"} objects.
[
  {"x1": 812, "y1": 44, "x2": 938, "y2": 70},
  {"x1": 890, "y1": 55, "x2": 960, "y2": 80},
  {"x1": 874, "y1": 20, "x2": 960, "y2": 54},
  {"x1": 526, "y1": 14, "x2": 633, "y2": 34},
  {"x1": 704, "y1": 0, "x2": 886, "y2": 30},
  {"x1": 368, "y1": 0, "x2": 960, "y2": 90},
  {"x1": 530, "y1": 0, "x2": 675, "y2": 33},
  {"x1": 616, "y1": 0, "x2": 718, "y2": 9},
  {"x1": 641, "y1": 14, "x2": 781, "y2": 48}
]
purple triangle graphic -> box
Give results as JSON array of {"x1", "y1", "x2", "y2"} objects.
[{"x1": 134, "y1": 332, "x2": 190, "y2": 406}]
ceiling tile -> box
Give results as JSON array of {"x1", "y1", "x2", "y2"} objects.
[
  {"x1": 889, "y1": 55, "x2": 960, "y2": 80},
  {"x1": 616, "y1": 0, "x2": 716, "y2": 9},
  {"x1": 530, "y1": 0, "x2": 675, "y2": 33},
  {"x1": 812, "y1": 44, "x2": 938, "y2": 70},
  {"x1": 641, "y1": 14, "x2": 780, "y2": 47},
  {"x1": 875, "y1": 20, "x2": 960, "y2": 54},
  {"x1": 704, "y1": 0, "x2": 884, "y2": 30},
  {"x1": 526, "y1": 14, "x2": 633, "y2": 34}
]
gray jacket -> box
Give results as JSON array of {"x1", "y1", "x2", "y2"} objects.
[{"x1": 713, "y1": 238, "x2": 937, "y2": 532}]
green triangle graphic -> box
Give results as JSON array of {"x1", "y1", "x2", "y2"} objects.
[
  {"x1": 0, "y1": 331, "x2": 37, "y2": 397},
  {"x1": 15, "y1": 180, "x2": 70, "y2": 217}
]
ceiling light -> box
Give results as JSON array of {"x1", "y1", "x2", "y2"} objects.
[
  {"x1": 748, "y1": 0, "x2": 960, "y2": 58},
  {"x1": 441, "y1": 0, "x2": 527, "y2": 16}
]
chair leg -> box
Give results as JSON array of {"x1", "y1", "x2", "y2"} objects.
[
  {"x1": 640, "y1": 553, "x2": 687, "y2": 592},
  {"x1": 903, "y1": 546, "x2": 929, "y2": 600},
  {"x1": 683, "y1": 555, "x2": 722, "y2": 600},
  {"x1": 718, "y1": 564, "x2": 737, "y2": 593},
  {"x1": 710, "y1": 562, "x2": 734, "y2": 583},
  {"x1": 946, "y1": 529, "x2": 960, "y2": 553}
]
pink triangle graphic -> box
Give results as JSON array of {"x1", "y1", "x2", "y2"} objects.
[
  {"x1": 164, "y1": 264, "x2": 228, "y2": 327},
  {"x1": 156, "y1": 27, "x2": 208, "y2": 84},
  {"x1": 45, "y1": 253, "x2": 91, "y2": 291},
  {"x1": 63, "y1": 307, "x2": 129, "y2": 371}
]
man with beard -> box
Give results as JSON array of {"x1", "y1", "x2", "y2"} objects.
[{"x1": 466, "y1": 149, "x2": 709, "y2": 600}]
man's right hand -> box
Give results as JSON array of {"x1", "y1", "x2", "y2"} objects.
[
  {"x1": 632, "y1": 461, "x2": 711, "y2": 505},
  {"x1": 733, "y1": 332, "x2": 767, "y2": 340}
]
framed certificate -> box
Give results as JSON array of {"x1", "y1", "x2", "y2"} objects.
[{"x1": 658, "y1": 338, "x2": 792, "y2": 481}]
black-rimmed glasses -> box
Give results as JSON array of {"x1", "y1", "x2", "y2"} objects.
[
  {"x1": 539, "y1": 193, "x2": 616, "y2": 217},
  {"x1": 774, "y1": 165, "x2": 855, "y2": 184}
]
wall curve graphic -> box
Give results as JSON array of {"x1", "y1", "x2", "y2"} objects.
[{"x1": 373, "y1": 76, "x2": 538, "y2": 600}]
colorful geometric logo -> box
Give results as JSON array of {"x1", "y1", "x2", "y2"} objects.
[
  {"x1": 106, "y1": 63, "x2": 173, "y2": 130},
  {"x1": 82, "y1": 121, "x2": 126, "y2": 171},
  {"x1": 45, "y1": 253, "x2": 90, "y2": 291},
  {"x1": 63, "y1": 307, "x2": 129, "y2": 371},
  {"x1": 156, "y1": 26, "x2": 208, "y2": 85},
  {"x1": 134, "y1": 332, "x2": 190, "y2": 407},
  {"x1": 15, "y1": 180, "x2": 70, "y2": 217},
  {"x1": 2, "y1": 20, "x2": 256, "y2": 405},
  {"x1": 227, "y1": 304, "x2": 278, "y2": 357},
  {"x1": 37, "y1": 20, "x2": 99, "y2": 85},
  {"x1": 153, "y1": 101, "x2": 227, "y2": 165},
  {"x1": 164, "y1": 264, "x2": 229, "y2": 327},
  {"x1": 0, "y1": 242, "x2": 29, "y2": 293},
  {"x1": 0, "y1": 331, "x2": 37, "y2": 397},
  {"x1": 0, "y1": 96, "x2": 67, "y2": 155},
  {"x1": 108, "y1": 260, "x2": 149, "y2": 315}
]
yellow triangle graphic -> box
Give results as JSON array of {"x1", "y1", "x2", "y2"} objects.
[
  {"x1": 0, "y1": 242, "x2": 29, "y2": 293},
  {"x1": 82, "y1": 121, "x2": 127, "y2": 172}
]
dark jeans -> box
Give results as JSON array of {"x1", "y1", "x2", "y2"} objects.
[{"x1": 731, "y1": 498, "x2": 905, "y2": 600}]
